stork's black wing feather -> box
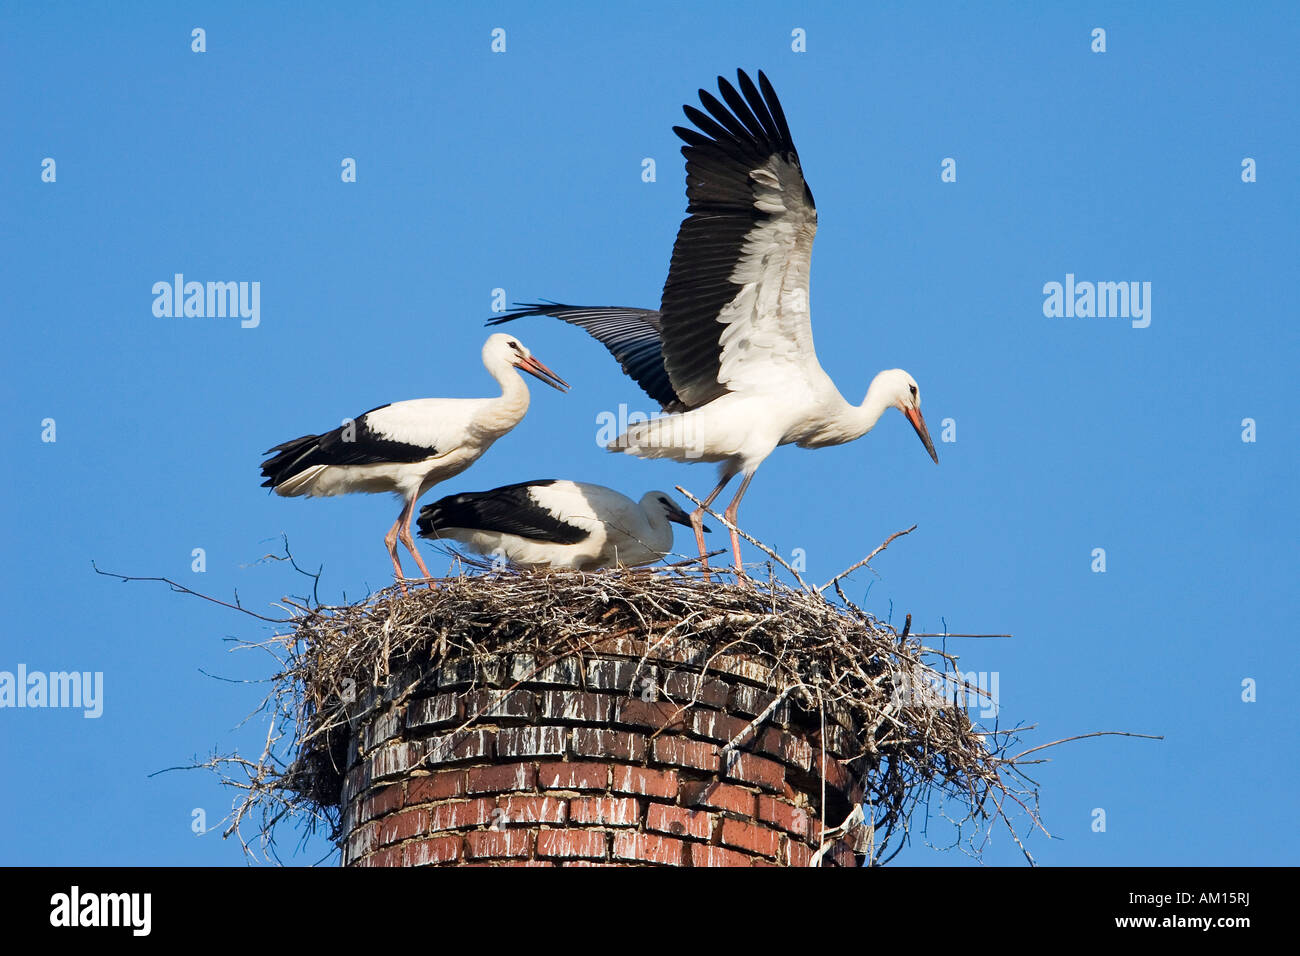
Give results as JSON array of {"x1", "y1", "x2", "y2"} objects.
[
  {"x1": 417, "y1": 480, "x2": 590, "y2": 545},
  {"x1": 488, "y1": 302, "x2": 683, "y2": 411},
  {"x1": 259, "y1": 404, "x2": 437, "y2": 487}
]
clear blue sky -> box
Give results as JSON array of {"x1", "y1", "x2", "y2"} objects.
[{"x1": 2, "y1": 2, "x2": 1296, "y2": 866}]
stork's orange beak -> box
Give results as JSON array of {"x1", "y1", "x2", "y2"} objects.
[
  {"x1": 516, "y1": 354, "x2": 570, "y2": 392},
  {"x1": 904, "y1": 406, "x2": 939, "y2": 464}
]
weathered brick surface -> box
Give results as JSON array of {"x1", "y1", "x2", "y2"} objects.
[
  {"x1": 343, "y1": 648, "x2": 863, "y2": 868},
  {"x1": 611, "y1": 765, "x2": 679, "y2": 799},
  {"x1": 466, "y1": 828, "x2": 535, "y2": 859},
  {"x1": 406, "y1": 770, "x2": 466, "y2": 805},
  {"x1": 377, "y1": 809, "x2": 429, "y2": 847},
  {"x1": 407, "y1": 836, "x2": 463, "y2": 866},
  {"x1": 646, "y1": 803, "x2": 714, "y2": 841},
  {"x1": 720, "y1": 817, "x2": 781, "y2": 858},
  {"x1": 652, "y1": 736, "x2": 719, "y2": 772},
  {"x1": 498, "y1": 794, "x2": 567, "y2": 826},
  {"x1": 613, "y1": 831, "x2": 685, "y2": 866},
  {"x1": 690, "y1": 844, "x2": 754, "y2": 867},
  {"x1": 537, "y1": 761, "x2": 609, "y2": 791},
  {"x1": 722, "y1": 751, "x2": 786, "y2": 793},
  {"x1": 466, "y1": 762, "x2": 537, "y2": 794},
  {"x1": 427, "y1": 797, "x2": 496, "y2": 831},
  {"x1": 679, "y1": 780, "x2": 756, "y2": 818},
  {"x1": 571, "y1": 727, "x2": 646, "y2": 761},
  {"x1": 568, "y1": 796, "x2": 640, "y2": 827},
  {"x1": 360, "y1": 783, "x2": 403, "y2": 823},
  {"x1": 536, "y1": 827, "x2": 609, "y2": 860},
  {"x1": 541, "y1": 690, "x2": 614, "y2": 723}
]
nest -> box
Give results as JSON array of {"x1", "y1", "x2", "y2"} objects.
[{"x1": 210, "y1": 551, "x2": 1046, "y2": 865}]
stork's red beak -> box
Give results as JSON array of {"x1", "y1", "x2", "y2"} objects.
[
  {"x1": 516, "y1": 354, "x2": 570, "y2": 392},
  {"x1": 904, "y1": 406, "x2": 939, "y2": 464}
]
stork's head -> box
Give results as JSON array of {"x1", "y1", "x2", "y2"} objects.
[
  {"x1": 870, "y1": 369, "x2": 939, "y2": 464},
  {"x1": 641, "y1": 491, "x2": 706, "y2": 531},
  {"x1": 484, "y1": 332, "x2": 569, "y2": 392}
]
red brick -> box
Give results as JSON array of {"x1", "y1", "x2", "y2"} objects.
[
  {"x1": 406, "y1": 692, "x2": 461, "y2": 729},
  {"x1": 407, "y1": 836, "x2": 463, "y2": 866},
  {"x1": 540, "y1": 690, "x2": 614, "y2": 723},
  {"x1": 646, "y1": 803, "x2": 714, "y2": 841},
  {"x1": 787, "y1": 839, "x2": 813, "y2": 868},
  {"x1": 568, "y1": 796, "x2": 640, "y2": 827},
  {"x1": 495, "y1": 725, "x2": 567, "y2": 757},
  {"x1": 405, "y1": 770, "x2": 466, "y2": 805},
  {"x1": 360, "y1": 783, "x2": 403, "y2": 823},
  {"x1": 571, "y1": 727, "x2": 647, "y2": 761},
  {"x1": 611, "y1": 765, "x2": 679, "y2": 799},
  {"x1": 689, "y1": 708, "x2": 752, "y2": 744},
  {"x1": 462, "y1": 688, "x2": 537, "y2": 721},
  {"x1": 617, "y1": 699, "x2": 689, "y2": 733},
  {"x1": 376, "y1": 808, "x2": 428, "y2": 846},
  {"x1": 722, "y1": 751, "x2": 786, "y2": 793},
  {"x1": 691, "y1": 844, "x2": 755, "y2": 867},
  {"x1": 679, "y1": 781, "x2": 756, "y2": 817},
  {"x1": 466, "y1": 829, "x2": 535, "y2": 859},
  {"x1": 662, "y1": 671, "x2": 730, "y2": 708},
  {"x1": 536, "y1": 828, "x2": 608, "y2": 859},
  {"x1": 720, "y1": 818, "x2": 781, "y2": 858},
  {"x1": 498, "y1": 794, "x2": 567, "y2": 825},
  {"x1": 465, "y1": 762, "x2": 538, "y2": 794},
  {"x1": 359, "y1": 845, "x2": 404, "y2": 868},
  {"x1": 757, "y1": 795, "x2": 812, "y2": 838},
  {"x1": 427, "y1": 797, "x2": 497, "y2": 831},
  {"x1": 537, "y1": 761, "x2": 609, "y2": 791},
  {"x1": 345, "y1": 821, "x2": 377, "y2": 863},
  {"x1": 585, "y1": 658, "x2": 653, "y2": 692},
  {"x1": 425, "y1": 730, "x2": 493, "y2": 766},
  {"x1": 612, "y1": 831, "x2": 685, "y2": 866},
  {"x1": 759, "y1": 728, "x2": 814, "y2": 772},
  {"x1": 651, "y1": 735, "x2": 719, "y2": 772}
]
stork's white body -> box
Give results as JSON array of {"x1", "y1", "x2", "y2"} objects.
[
  {"x1": 420, "y1": 480, "x2": 692, "y2": 570},
  {"x1": 272, "y1": 395, "x2": 527, "y2": 502}
]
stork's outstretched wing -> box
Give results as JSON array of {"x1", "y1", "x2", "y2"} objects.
[
  {"x1": 660, "y1": 69, "x2": 821, "y2": 406},
  {"x1": 490, "y1": 303, "x2": 683, "y2": 411}
]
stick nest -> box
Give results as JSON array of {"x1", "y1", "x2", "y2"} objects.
[{"x1": 209, "y1": 556, "x2": 1044, "y2": 865}]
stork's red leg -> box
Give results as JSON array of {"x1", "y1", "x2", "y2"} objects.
[
  {"x1": 398, "y1": 495, "x2": 436, "y2": 587},
  {"x1": 723, "y1": 472, "x2": 755, "y2": 576},
  {"x1": 692, "y1": 473, "x2": 733, "y2": 580},
  {"x1": 385, "y1": 514, "x2": 408, "y2": 592}
]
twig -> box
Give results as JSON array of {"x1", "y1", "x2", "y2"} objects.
[
  {"x1": 1011, "y1": 731, "x2": 1164, "y2": 763},
  {"x1": 818, "y1": 525, "x2": 917, "y2": 593}
]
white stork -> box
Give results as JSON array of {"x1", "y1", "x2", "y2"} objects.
[
  {"x1": 491, "y1": 70, "x2": 938, "y2": 573},
  {"x1": 416, "y1": 479, "x2": 703, "y2": 570},
  {"x1": 259, "y1": 333, "x2": 568, "y2": 587}
]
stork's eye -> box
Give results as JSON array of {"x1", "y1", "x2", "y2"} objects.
[
  {"x1": 508, "y1": 341, "x2": 523, "y2": 352},
  {"x1": 909, "y1": 385, "x2": 917, "y2": 398}
]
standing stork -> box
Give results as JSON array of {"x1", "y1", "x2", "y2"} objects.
[
  {"x1": 491, "y1": 70, "x2": 938, "y2": 574},
  {"x1": 259, "y1": 333, "x2": 568, "y2": 587},
  {"x1": 417, "y1": 479, "x2": 702, "y2": 570}
]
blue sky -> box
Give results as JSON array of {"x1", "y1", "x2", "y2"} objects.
[{"x1": 2, "y1": 1, "x2": 1296, "y2": 865}]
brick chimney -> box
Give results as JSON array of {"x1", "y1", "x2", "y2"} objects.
[{"x1": 338, "y1": 636, "x2": 865, "y2": 867}]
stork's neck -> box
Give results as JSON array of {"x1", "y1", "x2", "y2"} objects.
[
  {"x1": 804, "y1": 380, "x2": 893, "y2": 448},
  {"x1": 481, "y1": 356, "x2": 531, "y2": 433}
]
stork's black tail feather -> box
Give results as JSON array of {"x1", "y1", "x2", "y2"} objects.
[{"x1": 259, "y1": 433, "x2": 322, "y2": 488}]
